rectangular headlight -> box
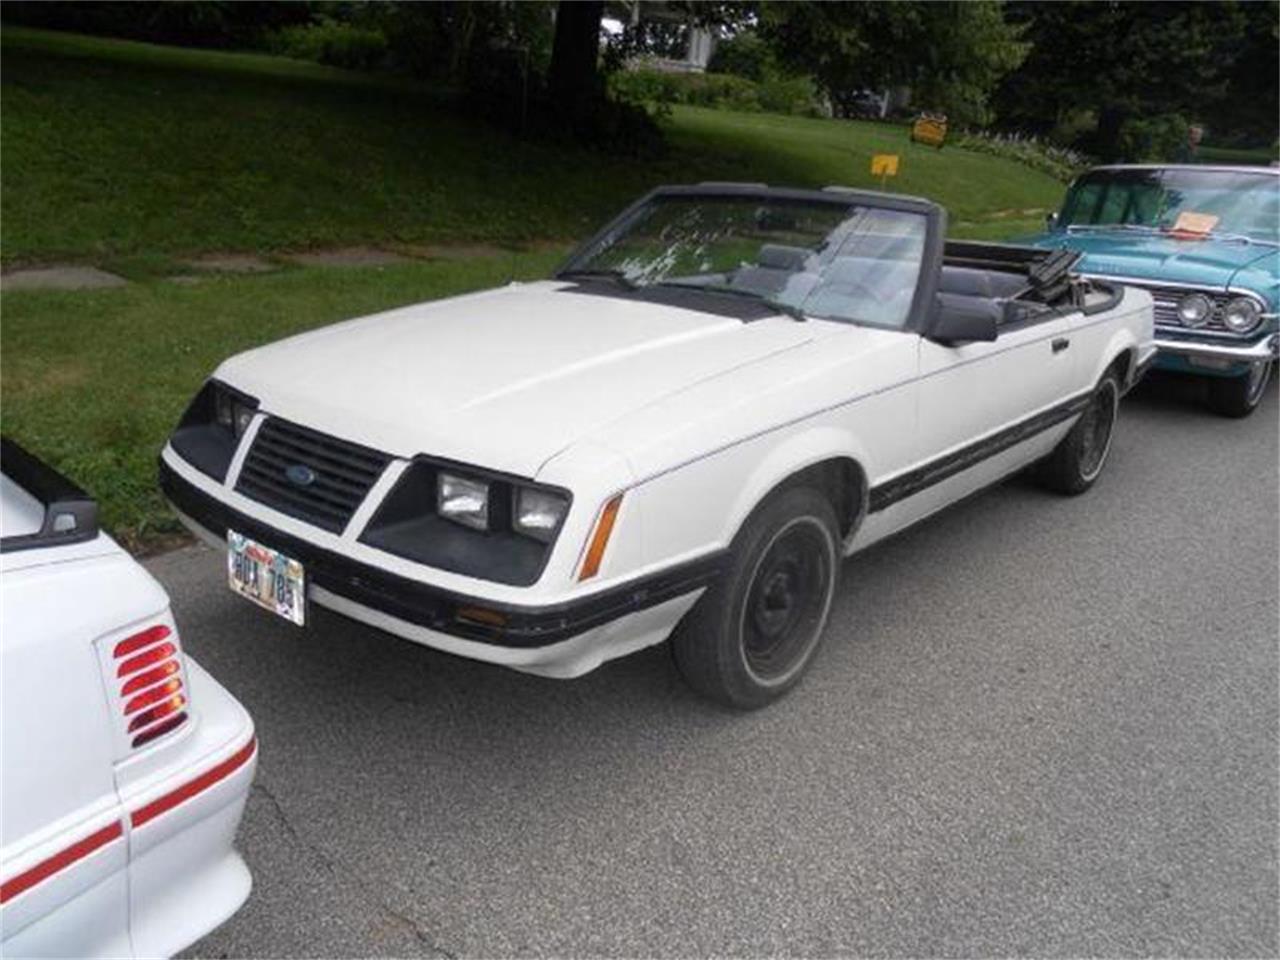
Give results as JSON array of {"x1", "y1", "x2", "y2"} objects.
[
  {"x1": 213, "y1": 385, "x2": 255, "y2": 438},
  {"x1": 513, "y1": 487, "x2": 569, "y2": 542},
  {"x1": 437, "y1": 473, "x2": 489, "y2": 531}
]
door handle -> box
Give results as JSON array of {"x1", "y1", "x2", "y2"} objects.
[{"x1": 1052, "y1": 338, "x2": 1070, "y2": 354}]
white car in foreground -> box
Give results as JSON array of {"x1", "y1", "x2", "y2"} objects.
[
  {"x1": 1, "y1": 439, "x2": 256, "y2": 957},
  {"x1": 160, "y1": 184, "x2": 1155, "y2": 708}
]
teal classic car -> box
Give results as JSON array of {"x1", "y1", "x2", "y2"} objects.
[{"x1": 1030, "y1": 165, "x2": 1278, "y2": 417}]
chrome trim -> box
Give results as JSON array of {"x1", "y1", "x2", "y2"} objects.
[
  {"x1": 1082, "y1": 274, "x2": 1263, "y2": 300},
  {"x1": 1153, "y1": 333, "x2": 1278, "y2": 364},
  {"x1": 1082, "y1": 275, "x2": 1273, "y2": 337},
  {"x1": 1083, "y1": 164, "x2": 1279, "y2": 176}
]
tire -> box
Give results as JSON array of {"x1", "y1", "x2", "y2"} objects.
[
  {"x1": 1206, "y1": 360, "x2": 1273, "y2": 419},
  {"x1": 1036, "y1": 370, "x2": 1121, "y2": 496},
  {"x1": 672, "y1": 486, "x2": 841, "y2": 710}
]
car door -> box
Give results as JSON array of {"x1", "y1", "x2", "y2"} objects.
[{"x1": 879, "y1": 310, "x2": 1081, "y2": 534}]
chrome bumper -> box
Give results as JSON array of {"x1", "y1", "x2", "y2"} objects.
[{"x1": 1154, "y1": 333, "x2": 1278, "y2": 364}]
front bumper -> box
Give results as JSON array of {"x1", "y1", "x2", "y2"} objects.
[
  {"x1": 159, "y1": 457, "x2": 722, "y2": 659},
  {"x1": 1153, "y1": 331, "x2": 1279, "y2": 367}
]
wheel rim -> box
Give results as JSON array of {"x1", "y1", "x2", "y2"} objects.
[
  {"x1": 739, "y1": 518, "x2": 834, "y2": 686},
  {"x1": 1245, "y1": 360, "x2": 1272, "y2": 407},
  {"x1": 1078, "y1": 381, "x2": 1118, "y2": 482}
]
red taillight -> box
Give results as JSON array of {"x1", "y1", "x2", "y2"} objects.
[
  {"x1": 120, "y1": 660, "x2": 179, "y2": 696},
  {"x1": 117, "y1": 642, "x2": 177, "y2": 678},
  {"x1": 124, "y1": 678, "x2": 183, "y2": 715},
  {"x1": 127, "y1": 695, "x2": 186, "y2": 733},
  {"x1": 131, "y1": 713, "x2": 188, "y2": 749},
  {"x1": 110, "y1": 624, "x2": 189, "y2": 750},
  {"x1": 113, "y1": 624, "x2": 170, "y2": 658}
]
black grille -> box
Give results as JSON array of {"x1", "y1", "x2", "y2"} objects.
[{"x1": 235, "y1": 418, "x2": 390, "y2": 533}]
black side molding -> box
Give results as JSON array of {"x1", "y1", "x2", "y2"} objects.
[
  {"x1": 867, "y1": 390, "x2": 1092, "y2": 513},
  {"x1": 1, "y1": 437, "x2": 99, "y2": 553}
]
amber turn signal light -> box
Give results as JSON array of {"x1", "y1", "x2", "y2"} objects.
[{"x1": 579, "y1": 494, "x2": 623, "y2": 581}]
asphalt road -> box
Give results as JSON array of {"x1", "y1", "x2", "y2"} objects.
[{"x1": 164, "y1": 373, "x2": 1279, "y2": 959}]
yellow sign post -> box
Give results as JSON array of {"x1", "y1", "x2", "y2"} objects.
[{"x1": 871, "y1": 154, "x2": 900, "y2": 190}]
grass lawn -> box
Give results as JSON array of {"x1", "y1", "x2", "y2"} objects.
[
  {"x1": 1, "y1": 26, "x2": 1065, "y2": 266},
  {"x1": 0, "y1": 252, "x2": 563, "y2": 549},
  {"x1": 1196, "y1": 144, "x2": 1279, "y2": 166},
  {"x1": 1, "y1": 27, "x2": 1068, "y2": 548}
]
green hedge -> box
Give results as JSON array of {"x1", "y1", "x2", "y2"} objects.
[
  {"x1": 265, "y1": 17, "x2": 388, "y2": 72},
  {"x1": 610, "y1": 68, "x2": 821, "y2": 118}
]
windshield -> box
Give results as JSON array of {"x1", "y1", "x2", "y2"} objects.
[
  {"x1": 1059, "y1": 168, "x2": 1280, "y2": 243},
  {"x1": 560, "y1": 194, "x2": 929, "y2": 329}
]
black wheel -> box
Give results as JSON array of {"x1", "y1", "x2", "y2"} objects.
[
  {"x1": 1206, "y1": 360, "x2": 1273, "y2": 418},
  {"x1": 671, "y1": 487, "x2": 840, "y2": 710},
  {"x1": 1036, "y1": 371, "x2": 1120, "y2": 495}
]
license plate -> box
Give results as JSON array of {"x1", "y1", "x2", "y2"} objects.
[{"x1": 227, "y1": 530, "x2": 306, "y2": 626}]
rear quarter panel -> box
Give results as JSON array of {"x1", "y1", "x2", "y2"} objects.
[{"x1": 1, "y1": 542, "x2": 169, "y2": 956}]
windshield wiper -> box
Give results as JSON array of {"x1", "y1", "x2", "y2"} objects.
[
  {"x1": 657, "y1": 281, "x2": 807, "y2": 322},
  {"x1": 1065, "y1": 223, "x2": 1162, "y2": 235},
  {"x1": 557, "y1": 268, "x2": 638, "y2": 290}
]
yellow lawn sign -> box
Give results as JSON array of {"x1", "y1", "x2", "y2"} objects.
[
  {"x1": 911, "y1": 113, "x2": 947, "y2": 148},
  {"x1": 870, "y1": 154, "x2": 899, "y2": 189}
]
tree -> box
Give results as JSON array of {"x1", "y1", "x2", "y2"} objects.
[
  {"x1": 707, "y1": 30, "x2": 776, "y2": 83},
  {"x1": 548, "y1": 0, "x2": 606, "y2": 124},
  {"x1": 992, "y1": 1, "x2": 1260, "y2": 158},
  {"x1": 759, "y1": 1, "x2": 1028, "y2": 124}
]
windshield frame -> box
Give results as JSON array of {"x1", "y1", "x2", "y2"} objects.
[
  {"x1": 1055, "y1": 165, "x2": 1280, "y2": 244},
  {"x1": 557, "y1": 184, "x2": 946, "y2": 334}
]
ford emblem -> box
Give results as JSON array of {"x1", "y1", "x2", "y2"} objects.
[{"x1": 285, "y1": 464, "x2": 316, "y2": 487}]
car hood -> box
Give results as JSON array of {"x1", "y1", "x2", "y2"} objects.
[
  {"x1": 1027, "y1": 231, "x2": 1278, "y2": 293},
  {"x1": 216, "y1": 281, "x2": 817, "y2": 479}
]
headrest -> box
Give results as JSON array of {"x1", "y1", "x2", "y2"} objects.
[
  {"x1": 757, "y1": 244, "x2": 811, "y2": 271},
  {"x1": 938, "y1": 267, "x2": 994, "y2": 298}
]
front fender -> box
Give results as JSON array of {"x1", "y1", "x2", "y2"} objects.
[
  {"x1": 627, "y1": 421, "x2": 874, "y2": 574},
  {"x1": 724, "y1": 425, "x2": 870, "y2": 547}
]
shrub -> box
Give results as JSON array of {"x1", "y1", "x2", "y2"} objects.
[
  {"x1": 706, "y1": 31, "x2": 774, "y2": 83},
  {"x1": 266, "y1": 17, "x2": 388, "y2": 72},
  {"x1": 758, "y1": 76, "x2": 821, "y2": 117},
  {"x1": 609, "y1": 68, "x2": 821, "y2": 118},
  {"x1": 1116, "y1": 114, "x2": 1190, "y2": 163},
  {"x1": 953, "y1": 130, "x2": 1092, "y2": 183}
]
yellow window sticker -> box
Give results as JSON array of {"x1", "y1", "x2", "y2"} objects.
[{"x1": 1171, "y1": 211, "x2": 1219, "y2": 234}]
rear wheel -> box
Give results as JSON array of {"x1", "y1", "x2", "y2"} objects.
[
  {"x1": 1036, "y1": 371, "x2": 1120, "y2": 495},
  {"x1": 1206, "y1": 360, "x2": 1272, "y2": 418},
  {"x1": 672, "y1": 487, "x2": 840, "y2": 710}
]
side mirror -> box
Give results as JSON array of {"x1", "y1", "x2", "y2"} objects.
[
  {"x1": 1045, "y1": 211, "x2": 1059, "y2": 229},
  {"x1": 929, "y1": 295, "x2": 1000, "y2": 345}
]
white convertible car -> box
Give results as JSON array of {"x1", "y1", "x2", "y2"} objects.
[
  {"x1": 2, "y1": 438, "x2": 256, "y2": 957},
  {"x1": 160, "y1": 184, "x2": 1155, "y2": 708}
]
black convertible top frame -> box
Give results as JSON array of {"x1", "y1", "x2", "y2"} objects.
[
  {"x1": 558, "y1": 182, "x2": 948, "y2": 335},
  {"x1": 0, "y1": 437, "x2": 100, "y2": 553}
]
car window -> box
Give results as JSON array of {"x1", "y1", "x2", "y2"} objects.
[
  {"x1": 1061, "y1": 169, "x2": 1279, "y2": 241},
  {"x1": 563, "y1": 195, "x2": 929, "y2": 329}
]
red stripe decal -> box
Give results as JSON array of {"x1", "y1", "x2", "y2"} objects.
[
  {"x1": 0, "y1": 821, "x2": 123, "y2": 904},
  {"x1": 130, "y1": 737, "x2": 257, "y2": 828}
]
